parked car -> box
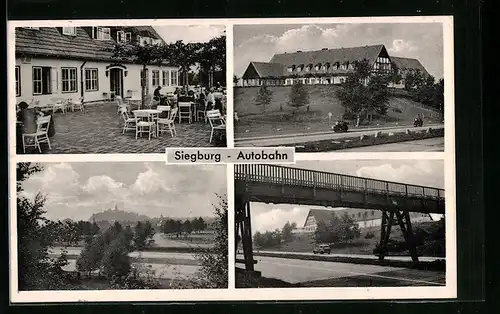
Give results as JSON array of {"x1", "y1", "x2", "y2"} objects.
[{"x1": 313, "y1": 244, "x2": 331, "y2": 254}]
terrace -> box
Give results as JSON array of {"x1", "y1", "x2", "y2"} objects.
[{"x1": 17, "y1": 96, "x2": 227, "y2": 154}]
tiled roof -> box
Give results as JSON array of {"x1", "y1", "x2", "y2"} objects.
[
  {"x1": 249, "y1": 62, "x2": 286, "y2": 78},
  {"x1": 391, "y1": 56, "x2": 429, "y2": 76},
  {"x1": 305, "y1": 208, "x2": 383, "y2": 227},
  {"x1": 15, "y1": 26, "x2": 162, "y2": 62},
  {"x1": 305, "y1": 208, "x2": 429, "y2": 226},
  {"x1": 270, "y1": 45, "x2": 385, "y2": 69},
  {"x1": 243, "y1": 45, "x2": 429, "y2": 78}
]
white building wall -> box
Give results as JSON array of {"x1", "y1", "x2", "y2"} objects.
[{"x1": 15, "y1": 57, "x2": 179, "y2": 105}]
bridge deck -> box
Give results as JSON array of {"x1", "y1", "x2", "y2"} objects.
[{"x1": 235, "y1": 164, "x2": 445, "y2": 214}]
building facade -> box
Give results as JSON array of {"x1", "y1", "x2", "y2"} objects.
[
  {"x1": 294, "y1": 208, "x2": 432, "y2": 234},
  {"x1": 15, "y1": 26, "x2": 180, "y2": 105},
  {"x1": 241, "y1": 44, "x2": 429, "y2": 88}
]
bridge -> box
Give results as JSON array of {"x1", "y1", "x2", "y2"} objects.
[{"x1": 235, "y1": 164, "x2": 445, "y2": 271}]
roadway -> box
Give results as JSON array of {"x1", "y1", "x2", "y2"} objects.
[
  {"x1": 254, "y1": 250, "x2": 445, "y2": 262},
  {"x1": 49, "y1": 247, "x2": 202, "y2": 279},
  {"x1": 237, "y1": 254, "x2": 445, "y2": 286},
  {"x1": 234, "y1": 124, "x2": 444, "y2": 148},
  {"x1": 337, "y1": 137, "x2": 444, "y2": 152}
]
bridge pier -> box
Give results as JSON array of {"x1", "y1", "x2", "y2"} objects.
[
  {"x1": 235, "y1": 193, "x2": 255, "y2": 271},
  {"x1": 378, "y1": 209, "x2": 419, "y2": 263}
]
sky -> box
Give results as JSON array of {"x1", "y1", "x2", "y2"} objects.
[
  {"x1": 19, "y1": 162, "x2": 227, "y2": 221},
  {"x1": 234, "y1": 23, "x2": 444, "y2": 79},
  {"x1": 153, "y1": 25, "x2": 225, "y2": 44},
  {"x1": 251, "y1": 160, "x2": 445, "y2": 233}
]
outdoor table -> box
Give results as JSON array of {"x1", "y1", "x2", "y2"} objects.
[{"x1": 132, "y1": 109, "x2": 162, "y2": 137}]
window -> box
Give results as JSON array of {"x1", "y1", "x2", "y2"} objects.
[
  {"x1": 92, "y1": 27, "x2": 111, "y2": 40},
  {"x1": 15, "y1": 66, "x2": 21, "y2": 96},
  {"x1": 62, "y1": 27, "x2": 77, "y2": 36},
  {"x1": 152, "y1": 70, "x2": 160, "y2": 86},
  {"x1": 170, "y1": 71, "x2": 178, "y2": 86},
  {"x1": 125, "y1": 32, "x2": 132, "y2": 42},
  {"x1": 162, "y1": 70, "x2": 170, "y2": 86},
  {"x1": 117, "y1": 31, "x2": 125, "y2": 43},
  {"x1": 32, "y1": 66, "x2": 52, "y2": 95},
  {"x1": 61, "y1": 67, "x2": 78, "y2": 93},
  {"x1": 85, "y1": 68, "x2": 98, "y2": 91}
]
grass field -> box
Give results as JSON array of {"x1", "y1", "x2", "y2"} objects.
[{"x1": 234, "y1": 86, "x2": 443, "y2": 138}]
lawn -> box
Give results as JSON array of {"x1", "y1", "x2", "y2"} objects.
[
  {"x1": 18, "y1": 101, "x2": 226, "y2": 154},
  {"x1": 234, "y1": 86, "x2": 443, "y2": 138}
]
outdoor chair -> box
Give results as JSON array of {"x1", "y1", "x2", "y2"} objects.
[
  {"x1": 207, "y1": 109, "x2": 226, "y2": 143},
  {"x1": 53, "y1": 99, "x2": 68, "y2": 113},
  {"x1": 178, "y1": 101, "x2": 193, "y2": 124},
  {"x1": 157, "y1": 107, "x2": 178, "y2": 137},
  {"x1": 116, "y1": 96, "x2": 129, "y2": 113},
  {"x1": 133, "y1": 111, "x2": 156, "y2": 140},
  {"x1": 120, "y1": 107, "x2": 136, "y2": 134},
  {"x1": 22, "y1": 115, "x2": 51, "y2": 153},
  {"x1": 197, "y1": 100, "x2": 208, "y2": 123},
  {"x1": 70, "y1": 97, "x2": 85, "y2": 112}
]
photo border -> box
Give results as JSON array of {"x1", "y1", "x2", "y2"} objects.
[{"x1": 8, "y1": 15, "x2": 458, "y2": 303}]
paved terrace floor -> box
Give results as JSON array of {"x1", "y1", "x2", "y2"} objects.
[{"x1": 21, "y1": 102, "x2": 225, "y2": 154}]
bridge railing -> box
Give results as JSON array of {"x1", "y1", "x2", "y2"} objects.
[{"x1": 235, "y1": 164, "x2": 445, "y2": 200}]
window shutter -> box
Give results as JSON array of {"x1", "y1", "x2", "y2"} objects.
[{"x1": 51, "y1": 67, "x2": 58, "y2": 94}]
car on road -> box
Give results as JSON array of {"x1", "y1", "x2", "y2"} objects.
[
  {"x1": 313, "y1": 244, "x2": 331, "y2": 254},
  {"x1": 332, "y1": 121, "x2": 349, "y2": 133}
]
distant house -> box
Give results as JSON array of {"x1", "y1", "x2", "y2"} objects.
[
  {"x1": 241, "y1": 44, "x2": 429, "y2": 88},
  {"x1": 15, "y1": 26, "x2": 181, "y2": 105},
  {"x1": 293, "y1": 208, "x2": 432, "y2": 234}
]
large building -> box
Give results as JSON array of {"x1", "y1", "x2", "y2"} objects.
[
  {"x1": 293, "y1": 208, "x2": 432, "y2": 234},
  {"x1": 241, "y1": 44, "x2": 429, "y2": 88},
  {"x1": 14, "y1": 26, "x2": 181, "y2": 105}
]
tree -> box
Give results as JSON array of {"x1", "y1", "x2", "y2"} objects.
[
  {"x1": 76, "y1": 234, "x2": 106, "y2": 275},
  {"x1": 281, "y1": 221, "x2": 294, "y2": 243},
  {"x1": 17, "y1": 163, "x2": 69, "y2": 290},
  {"x1": 183, "y1": 219, "x2": 193, "y2": 236},
  {"x1": 233, "y1": 75, "x2": 240, "y2": 85},
  {"x1": 197, "y1": 33, "x2": 226, "y2": 88},
  {"x1": 110, "y1": 41, "x2": 163, "y2": 109},
  {"x1": 333, "y1": 212, "x2": 361, "y2": 244},
  {"x1": 253, "y1": 231, "x2": 265, "y2": 248},
  {"x1": 161, "y1": 41, "x2": 198, "y2": 87},
  {"x1": 100, "y1": 237, "x2": 131, "y2": 280},
  {"x1": 254, "y1": 84, "x2": 273, "y2": 113},
  {"x1": 336, "y1": 59, "x2": 390, "y2": 126},
  {"x1": 288, "y1": 81, "x2": 309, "y2": 114},
  {"x1": 194, "y1": 194, "x2": 228, "y2": 288}
]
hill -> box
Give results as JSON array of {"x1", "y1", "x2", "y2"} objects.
[
  {"x1": 89, "y1": 208, "x2": 151, "y2": 223},
  {"x1": 234, "y1": 85, "x2": 443, "y2": 138}
]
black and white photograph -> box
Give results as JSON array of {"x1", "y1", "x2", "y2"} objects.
[
  {"x1": 12, "y1": 23, "x2": 227, "y2": 154},
  {"x1": 14, "y1": 162, "x2": 228, "y2": 293},
  {"x1": 235, "y1": 160, "x2": 448, "y2": 288},
  {"x1": 233, "y1": 22, "x2": 448, "y2": 152}
]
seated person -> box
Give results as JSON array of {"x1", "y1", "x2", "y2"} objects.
[{"x1": 153, "y1": 86, "x2": 162, "y2": 102}]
